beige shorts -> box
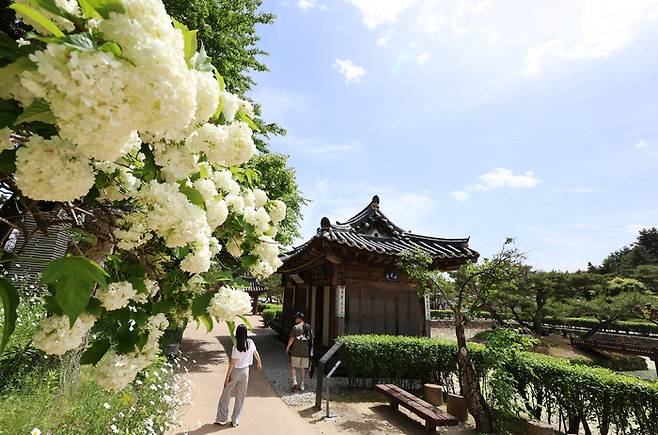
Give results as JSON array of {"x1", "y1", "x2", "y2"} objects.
[{"x1": 290, "y1": 356, "x2": 310, "y2": 368}]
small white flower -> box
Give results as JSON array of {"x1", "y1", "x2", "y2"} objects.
[
  {"x1": 31, "y1": 428, "x2": 41, "y2": 435},
  {"x1": 103, "y1": 402, "x2": 111, "y2": 409}
]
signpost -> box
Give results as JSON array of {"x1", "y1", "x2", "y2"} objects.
[{"x1": 325, "y1": 360, "x2": 342, "y2": 418}]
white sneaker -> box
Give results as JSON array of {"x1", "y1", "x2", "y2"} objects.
[{"x1": 300, "y1": 384, "x2": 305, "y2": 392}]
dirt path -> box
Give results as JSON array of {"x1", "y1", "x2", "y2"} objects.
[{"x1": 168, "y1": 316, "x2": 319, "y2": 435}]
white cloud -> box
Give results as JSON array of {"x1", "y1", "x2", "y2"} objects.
[
  {"x1": 475, "y1": 167, "x2": 541, "y2": 191},
  {"x1": 301, "y1": 140, "x2": 364, "y2": 156},
  {"x1": 521, "y1": 0, "x2": 658, "y2": 77},
  {"x1": 347, "y1": 0, "x2": 417, "y2": 29},
  {"x1": 297, "y1": 0, "x2": 315, "y2": 10},
  {"x1": 377, "y1": 31, "x2": 392, "y2": 47},
  {"x1": 635, "y1": 139, "x2": 649, "y2": 148},
  {"x1": 275, "y1": 136, "x2": 364, "y2": 158},
  {"x1": 625, "y1": 224, "x2": 652, "y2": 233},
  {"x1": 416, "y1": 52, "x2": 430, "y2": 65},
  {"x1": 333, "y1": 58, "x2": 366, "y2": 84},
  {"x1": 449, "y1": 190, "x2": 470, "y2": 201},
  {"x1": 449, "y1": 167, "x2": 541, "y2": 200}
]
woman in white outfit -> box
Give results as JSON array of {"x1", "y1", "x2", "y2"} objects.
[{"x1": 215, "y1": 324, "x2": 263, "y2": 427}]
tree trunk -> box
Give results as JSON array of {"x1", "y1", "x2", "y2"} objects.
[
  {"x1": 533, "y1": 293, "x2": 546, "y2": 335},
  {"x1": 455, "y1": 315, "x2": 494, "y2": 433}
]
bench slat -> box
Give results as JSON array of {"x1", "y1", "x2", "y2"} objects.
[{"x1": 375, "y1": 384, "x2": 459, "y2": 427}]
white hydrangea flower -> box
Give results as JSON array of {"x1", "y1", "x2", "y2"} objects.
[
  {"x1": 96, "y1": 313, "x2": 168, "y2": 391},
  {"x1": 209, "y1": 237, "x2": 221, "y2": 256},
  {"x1": 180, "y1": 243, "x2": 212, "y2": 274},
  {"x1": 243, "y1": 190, "x2": 256, "y2": 208},
  {"x1": 219, "y1": 91, "x2": 241, "y2": 122},
  {"x1": 243, "y1": 207, "x2": 271, "y2": 234},
  {"x1": 253, "y1": 189, "x2": 268, "y2": 208},
  {"x1": 0, "y1": 127, "x2": 14, "y2": 151},
  {"x1": 15, "y1": 135, "x2": 94, "y2": 202},
  {"x1": 249, "y1": 236, "x2": 282, "y2": 278},
  {"x1": 269, "y1": 200, "x2": 287, "y2": 224},
  {"x1": 212, "y1": 169, "x2": 240, "y2": 194},
  {"x1": 33, "y1": 314, "x2": 96, "y2": 355},
  {"x1": 224, "y1": 193, "x2": 245, "y2": 214},
  {"x1": 207, "y1": 286, "x2": 252, "y2": 322},
  {"x1": 186, "y1": 122, "x2": 255, "y2": 167},
  {"x1": 206, "y1": 199, "x2": 229, "y2": 229},
  {"x1": 95, "y1": 161, "x2": 140, "y2": 202},
  {"x1": 193, "y1": 178, "x2": 218, "y2": 202},
  {"x1": 152, "y1": 141, "x2": 198, "y2": 182},
  {"x1": 193, "y1": 69, "x2": 220, "y2": 123},
  {"x1": 22, "y1": 45, "x2": 141, "y2": 161},
  {"x1": 132, "y1": 279, "x2": 160, "y2": 304},
  {"x1": 97, "y1": 281, "x2": 137, "y2": 311}
]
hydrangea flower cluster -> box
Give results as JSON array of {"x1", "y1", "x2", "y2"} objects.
[
  {"x1": 207, "y1": 286, "x2": 253, "y2": 322},
  {"x1": 5, "y1": 0, "x2": 289, "y2": 392},
  {"x1": 95, "y1": 314, "x2": 169, "y2": 391},
  {"x1": 32, "y1": 314, "x2": 96, "y2": 355}
]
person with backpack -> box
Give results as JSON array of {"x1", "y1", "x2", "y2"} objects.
[{"x1": 285, "y1": 312, "x2": 313, "y2": 392}]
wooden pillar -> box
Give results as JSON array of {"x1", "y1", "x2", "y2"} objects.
[{"x1": 251, "y1": 293, "x2": 258, "y2": 315}]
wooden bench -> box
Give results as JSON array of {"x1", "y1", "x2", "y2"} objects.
[{"x1": 375, "y1": 384, "x2": 459, "y2": 431}]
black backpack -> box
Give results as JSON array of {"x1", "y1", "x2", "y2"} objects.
[{"x1": 302, "y1": 322, "x2": 314, "y2": 356}]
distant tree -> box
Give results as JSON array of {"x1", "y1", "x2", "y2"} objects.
[
  {"x1": 577, "y1": 291, "x2": 654, "y2": 337},
  {"x1": 637, "y1": 227, "x2": 658, "y2": 258},
  {"x1": 605, "y1": 276, "x2": 647, "y2": 296},
  {"x1": 400, "y1": 239, "x2": 525, "y2": 433},
  {"x1": 259, "y1": 273, "x2": 283, "y2": 303},
  {"x1": 567, "y1": 272, "x2": 608, "y2": 298},
  {"x1": 634, "y1": 264, "x2": 658, "y2": 294},
  {"x1": 591, "y1": 227, "x2": 658, "y2": 275},
  {"x1": 246, "y1": 153, "x2": 307, "y2": 246},
  {"x1": 495, "y1": 270, "x2": 571, "y2": 335}
]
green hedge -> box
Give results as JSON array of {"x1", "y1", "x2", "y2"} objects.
[
  {"x1": 338, "y1": 335, "x2": 658, "y2": 434},
  {"x1": 543, "y1": 316, "x2": 658, "y2": 335},
  {"x1": 261, "y1": 304, "x2": 282, "y2": 325}
]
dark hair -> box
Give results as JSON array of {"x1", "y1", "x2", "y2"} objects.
[
  {"x1": 236, "y1": 324, "x2": 249, "y2": 352},
  {"x1": 294, "y1": 312, "x2": 305, "y2": 321}
]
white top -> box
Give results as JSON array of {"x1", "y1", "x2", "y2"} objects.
[{"x1": 231, "y1": 338, "x2": 257, "y2": 369}]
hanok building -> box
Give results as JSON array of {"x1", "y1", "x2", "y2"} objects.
[{"x1": 278, "y1": 196, "x2": 479, "y2": 348}]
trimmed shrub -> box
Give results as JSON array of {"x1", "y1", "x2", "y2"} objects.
[
  {"x1": 338, "y1": 334, "x2": 658, "y2": 435},
  {"x1": 262, "y1": 305, "x2": 282, "y2": 326}
]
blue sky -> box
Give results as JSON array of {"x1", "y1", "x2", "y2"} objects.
[{"x1": 250, "y1": 0, "x2": 658, "y2": 271}]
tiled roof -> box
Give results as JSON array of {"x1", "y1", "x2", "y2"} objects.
[{"x1": 280, "y1": 196, "x2": 478, "y2": 270}]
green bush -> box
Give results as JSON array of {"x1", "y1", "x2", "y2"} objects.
[
  {"x1": 339, "y1": 334, "x2": 658, "y2": 435},
  {"x1": 0, "y1": 294, "x2": 186, "y2": 434},
  {"x1": 543, "y1": 316, "x2": 658, "y2": 335},
  {"x1": 262, "y1": 305, "x2": 282, "y2": 325}
]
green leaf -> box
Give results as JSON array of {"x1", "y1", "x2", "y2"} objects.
[
  {"x1": 240, "y1": 255, "x2": 258, "y2": 269},
  {"x1": 15, "y1": 99, "x2": 56, "y2": 125},
  {"x1": 98, "y1": 41, "x2": 121, "y2": 56},
  {"x1": 0, "y1": 32, "x2": 19, "y2": 63},
  {"x1": 80, "y1": 338, "x2": 110, "y2": 365},
  {"x1": 138, "y1": 143, "x2": 158, "y2": 182},
  {"x1": 173, "y1": 19, "x2": 198, "y2": 69},
  {"x1": 0, "y1": 57, "x2": 36, "y2": 86},
  {"x1": 62, "y1": 33, "x2": 96, "y2": 51},
  {"x1": 85, "y1": 0, "x2": 124, "y2": 18},
  {"x1": 41, "y1": 256, "x2": 108, "y2": 325},
  {"x1": 214, "y1": 68, "x2": 225, "y2": 92},
  {"x1": 192, "y1": 292, "x2": 214, "y2": 317},
  {"x1": 10, "y1": 3, "x2": 65, "y2": 37},
  {"x1": 152, "y1": 300, "x2": 172, "y2": 314},
  {"x1": 0, "y1": 149, "x2": 16, "y2": 173},
  {"x1": 237, "y1": 110, "x2": 259, "y2": 133},
  {"x1": 194, "y1": 41, "x2": 213, "y2": 72},
  {"x1": 0, "y1": 99, "x2": 18, "y2": 129},
  {"x1": 84, "y1": 297, "x2": 103, "y2": 317},
  {"x1": 0, "y1": 277, "x2": 19, "y2": 353},
  {"x1": 178, "y1": 184, "x2": 206, "y2": 209},
  {"x1": 198, "y1": 313, "x2": 213, "y2": 332},
  {"x1": 226, "y1": 320, "x2": 236, "y2": 346},
  {"x1": 237, "y1": 315, "x2": 253, "y2": 331},
  {"x1": 77, "y1": 0, "x2": 100, "y2": 18}
]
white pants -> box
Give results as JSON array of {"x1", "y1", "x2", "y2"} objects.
[{"x1": 216, "y1": 366, "x2": 249, "y2": 424}]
